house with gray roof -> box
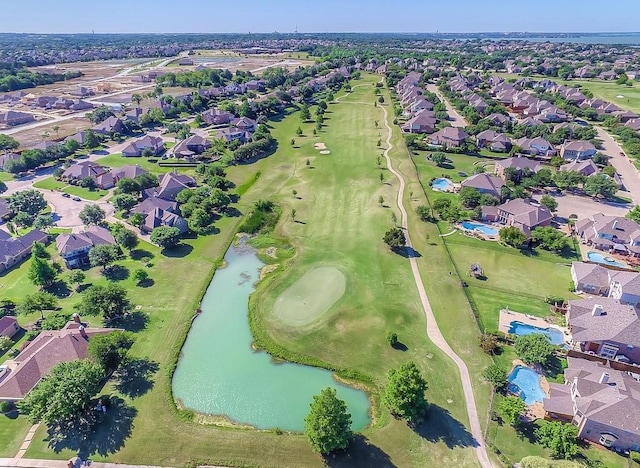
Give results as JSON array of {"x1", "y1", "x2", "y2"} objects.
[
  {"x1": 576, "y1": 214, "x2": 640, "y2": 257},
  {"x1": 143, "y1": 172, "x2": 195, "y2": 202},
  {"x1": 481, "y1": 198, "x2": 552, "y2": 237},
  {"x1": 427, "y1": 127, "x2": 469, "y2": 148},
  {"x1": 0, "y1": 111, "x2": 35, "y2": 127},
  {"x1": 56, "y1": 225, "x2": 115, "y2": 268},
  {"x1": 515, "y1": 136, "x2": 556, "y2": 157},
  {"x1": 121, "y1": 135, "x2": 164, "y2": 157},
  {"x1": 91, "y1": 116, "x2": 124, "y2": 135},
  {"x1": 0, "y1": 316, "x2": 20, "y2": 339},
  {"x1": 460, "y1": 173, "x2": 505, "y2": 198},
  {"x1": 173, "y1": 134, "x2": 211, "y2": 158},
  {"x1": 0, "y1": 230, "x2": 48, "y2": 273},
  {"x1": 476, "y1": 130, "x2": 512, "y2": 152},
  {"x1": 571, "y1": 262, "x2": 640, "y2": 306},
  {"x1": 494, "y1": 156, "x2": 543, "y2": 180},
  {"x1": 560, "y1": 140, "x2": 597, "y2": 160},
  {"x1": 567, "y1": 297, "x2": 640, "y2": 365},
  {"x1": 560, "y1": 159, "x2": 599, "y2": 177},
  {"x1": 544, "y1": 356, "x2": 640, "y2": 451},
  {"x1": 111, "y1": 165, "x2": 148, "y2": 181}
]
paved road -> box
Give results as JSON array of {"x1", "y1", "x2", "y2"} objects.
[
  {"x1": 533, "y1": 192, "x2": 629, "y2": 220},
  {"x1": 0, "y1": 458, "x2": 176, "y2": 468},
  {"x1": 595, "y1": 125, "x2": 640, "y2": 206},
  {"x1": 426, "y1": 84, "x2": 468, "y2": 128},
  {"x1": 379, "y1": 102, "x2": 492, "y2": 467}
]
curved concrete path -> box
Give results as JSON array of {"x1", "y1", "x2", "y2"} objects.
[{"x1": 379, "y1": 103, "x2": 493, "y2": 468}]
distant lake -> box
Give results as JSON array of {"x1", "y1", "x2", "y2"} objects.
[{"x1": 503, "y1": 34, "x2": 640, "y2": 45}]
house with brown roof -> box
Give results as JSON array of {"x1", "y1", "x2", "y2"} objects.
[
  {"x1": 201, "y1": 109, "x2": 235, "y2": 125},
  {"x1": 571, "y1": 262, "x2": 640, "y2": 306},
  {"x1": 0, "y1": 230, "x2": 48, "y2": 273},
  {"x1": 544, "y1": 357, "x2": 640, "y2": 451},
  {"x1": 476, "y1": 130, "x2": 512, "y2": 152},
  {"x1": 485, "y1": 113, "x2": 510, "y2": 127},
  {"x1": 567, "y1": 297, "x2": 640, "y2": 365},
  {"x1": 61, "y1": 161, "x2": 113, "y2": 188},
  {"x1": 560, "y1": 159, "x2": 599, "y2": 177},
  {"x1": 460, "y1": 173, "x2": 505, "y2": 198},
  {"x1": 494, "y1": 156, "x2": 544, "y2": 180},
  {"x1": 560, "y1": 140, "x2": 597, "y2": 160},
  {"x1": 122, "y1": 135, "x2": 164, "y2": 157},
  {"x1": 111, "y1": 165, "x2": 148, "y2": 181},
  {"x1": 515, "y1": 137, "x2": 556, "y2": 157},
  {"x1": 91, "y1": 116, "x2": 125, "y2": 135},
  {"x1": 0, "y1": 316, "x2": 20, "y2": 339},
  {"x1": 56, "y1": 225, "x2": 115, "y2": 268},
  {"x1": 143, "y1": 172, "x2": 195, "y2": 202},
  {"x1": 173, "y1": 134, "x2": 211, "y2": 158},
  {"x1": 481, "y1": 198, "x2": 552, "y2": 237},
  {"x1": 427, "y1": 127, "x2": 469, "y2": 148},
  {"x1": 0, "y1": 111, "x2": 35, "y2": 127},
  {"x1": 0, "y1": 321, "x2": 116, "y2": 401},
  {"x1": 576, "y1": 214, "x2": 640, "y2": 257},
  {"x1": 401, "y1": 111, "x2": 436, "y2": 134}
]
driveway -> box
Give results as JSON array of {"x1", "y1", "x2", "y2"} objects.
[
  {"x1": 595, "y1": 125, "x2": 640, "y2": 205},
  {"x1": 44, "y1": 191, "x2": 113, "y2": 229},
  {"x1": 425, "y1": 84, "x2": 468, "y2": 127},
  {"x1": 533, "y1": 192, "x2": 630, "y2": 220}
]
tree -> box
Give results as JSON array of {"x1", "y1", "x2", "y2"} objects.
[
  {"x1": 387, "y1": 332, "x2": 398, "y2": 347},
  {"x1": 28, "y1": 254, "x2": 57, "y2": 288},
  {"x1": 304, "y1": 387, "x2": 352, "y2": 454},
  {"x1": 131, "y1": 94, "x2": 142, "y2": 106},
  {"x1": 116, "y1": 178, "x2": 141, "y2": 194},
  {"x1": 627, "y1": 205, "x2": 640, "y2": 223},
  {"x1": 0, "y1": 181, "x2": 6, "y2": 195},
  {"x1": 88, "y1": 331, "x2": 134, "y2": 371},
  {"x1": 89, "y1": 244, "x2": 120, "y2": 271},
  {"x1": 133, "y1": 269, "x2": 149, "y2": 284},
  {"x1": 31, "y1": 241, "x2": 47, "y2": 258},
  {"x1": 88, "y1": 106, "x2": 115, "y2": 124},
  {"x1": 150, "y1": 226, "x2": 181, "y2": 249},
  {"x1": 0, "y1": 133, "x2": 19, "y2": 151},
  {"x1": 499, "y1": 226, "x2": 526, "y2": 248},
  {"x1": 483, "y1": 364, "x2": 507, "y2": 389},
  {"x1": 378, "y1": 95, "x2": 385, "y2": 103},
  {"x1": 0, "y1": 336, "x2": 12, "y2": 353},
  {"x1": 514, "y1": 333, "x2": 556, "y2": 366},
  {"x1": 383, "y1": 361, "x2": 428, "y2": 422},
  {"x1": 415, "y1": 205, "x2": 433, "y2": 222},
  {"x1": 111, "y1": 193, "x2": 137, "y2": 212},
  {"x1": 383, "y1": 227, "x2": 406, "y2": 250},
  {"x1": 531, "y1": 226, "x2": 567, "y2": 252},
  {"x1": 84, "y1": 129, "x2": 101, "y2": 149},
  {"x1": 300, "y1": 104, "x2": 311, "y2": 122},
  {"x1": 13, "y1": 211, "x2": 34, "y2": 228},
  {"x1": 33, "y1": 214, "x2": 53, "y2": 231},
  {"x1": 129, "y1": 212, "x2": 144, "y2": 228},
  {"x1": 68, "y1": 270, "x2": 85, "y2": 289},
  {"x1": 17, "y1": 291, "x2": 58, "y2": 319},
  {"x1": 79, "y1": 204, "x2": 106, "y2": 225},
  {"x1": 539, "y1": 195, "x2": 558, "y2": 212},
  {"x1": 19, "y1": 360, "x2": 104, "y2": 424},
  {"x1": 498, "y1": 395, "x2": 526, "y2": 426},
  {"x1": 75, "y1": 283, "x2": 131, "y2": 320},
  {"x1": 7, "y1": 190, "x2": 47, "y2": 216},
  {"x1": 41, "y1": 313, "x2": 71, "y2": 331},
  {"x1": 480, "y1": 333, "x2": 499, "y2": 354},
  {"x1": 432, "y1": 152, "x2": 447, "y2": 167},
  {"x1": 114, "y1": 227, "x2": 138, "y2": 250},
  {"x1": 553, "y1": 171, "x2": 584, "y2": 191},
  {"x1": 535, "y1": 421, "x2": 579, "y2": 459},
  {"x1": 459, "y1": 186, "x2": 482, "y2": 208},
  {"x1": 296, "y1": 126, "x2": 303, "y2": 136},
  {"x1": 583, "y1": 173, "x2": 618, "y2": 199}
]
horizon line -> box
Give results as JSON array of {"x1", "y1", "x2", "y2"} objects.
[{"x1": 2, "y1": 31, "x2": 640, "y2": 36}]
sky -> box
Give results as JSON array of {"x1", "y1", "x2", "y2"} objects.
[{"x1": 2, "y1": 0, "x2": 640, "y2": 34}]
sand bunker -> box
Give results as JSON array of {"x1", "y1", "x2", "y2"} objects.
[
  {"x1": 617, "y1": 95, "x2": 625, "y2": 98},
  {"x1": 320, "y1": 150, "x2": 331, "y2": 154},
  {"x1": 274, "y1": 266, "x2": 346, "y2": 327},
  {"x1": 314, "y1": 143, "x2": 327, "y2": 150}
]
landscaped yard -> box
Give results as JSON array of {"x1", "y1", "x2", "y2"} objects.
[
  {"x1": 0, "y1": 415, "x2": 32, "y2": 458},
  {"x1": 98, "y1": 153, "x2": 197, "y2": 176},
  {"x1": 61, "y1": 185, "x2": 109, "y2": 200},
  {"x1": 0, "y1": 172, "x2": 13, "y2": 182},
  {"x1": 33, "y1": 177, "x2": 66, "y2": 191},
  {"x1": 562, "y1": 79, "x2": 640, "y2": 116}
]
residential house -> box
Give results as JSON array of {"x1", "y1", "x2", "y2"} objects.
[
  {"x1": 481, "y1": 198, "x2": 552, "y2": 237},
  {"x1": 576, "y1": 214, "x2": 640, "y2": 257},
  {"x1": 427, "y1": 127, "x2": 469, "y2": 148},
  {"x1": 571, "y1": 262, "x2": 640, "y2": 306},
  {"x1": 111, "y1": 165, "x2": 148, "y2": 181},
  {"x1": 460, "y1": 173, "x2": 505, "y2": 198},
  {"x1": 494, "y1": 156, "x2": 544, "y2": 180},
  {"x1": 401, "y1": 111, "x2": 436, "y2": 134},
  {"x1": 567, "y1": 297, "x2": 640, "y2": 365},
  {"x1": 64, "y1": 131, "x2": 89, "y2": 146},
  {"x1": 0, "y1": 152, "x2": 21, "y2": 170},
  {"x1": 132, "y1": 199, "x2": 189, "y2": 234},
  {"x1": 56, "y1": 225, "x2": 116, "y2": 268},
  {"x1": 61, "y1": 161, "x2": 113, "y2": 188},
  {"x1": 0, "y1": 316, "x2": 20, "y2": 339},
  {"x1": 485, "y1": 113, "x2": 510, "y2": 127},
  {"x1": 217, "y1": 127, "x2": 250, "y2": 144},
  {"x1": 560, "y1": 140, "x2": 597, "y2": 160},
  {"x1": 245, "y1": 80, "x2": 267, "y2": 92},
  {"x1": 544, "y1": 357, "x2": 640, "y2": 451},
  {"x1": 0, "y1": 321, "x2": 116, "y2": 401},
  {"x1": 92, "y1": 116, "x2": 125, "y2": 135},
  {"x1": 0, "y1": 199, "x2": 10, "y2": 220},
  {"x1": 70, "y1": 86, "x2": 93, "y2": 97},
  {"x1": 125, "y1": 108, "x2": 143, "y2": 123},
  {"x1": 0, "y1": 230, "x2": 48, "y2": 273},
  {"x1": 231, "y1": 117, "x2": 257, "y2": 133},
  {"x1": 143, "y1": 172, "x2": 195, "y2": 202},
  {"x1": 121, "y1": 135, "x2": 164, "y2": 157},
  {"x1": 625, "y1": 119, "x2": 640, "y2": 132},
  {"x1": 201, "y1": 109, "x2": 235, "y2": 126},
  {"x1": 476, "y1": 130, "x2": 512, "y2": 152},
  {"x1": 560, "y1": 159, "x2": 599, "y2": 177},
  {"x1": 516, "y1": 137, "x2": 556, "y2": 157},
  {"x1": 0, "y1": 111, "x2": 35, "y2": 127},
  {"x1": 173, "y1": 134, "x2": 211, "y2": 158}
]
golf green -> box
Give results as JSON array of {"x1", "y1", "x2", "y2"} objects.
[{"x1": 273, "y1": 266, "x2": 346, "y2": 326}]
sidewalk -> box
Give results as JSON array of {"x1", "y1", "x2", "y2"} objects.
[{"x1": 0, "y1": 460, "x2": 174, "y2": 468}]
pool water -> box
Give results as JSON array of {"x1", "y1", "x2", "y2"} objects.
[
  {"x1": 508, "y1": 321, "x2": 565, "y2": 345},
  {"x1": 508, "y1": 366, "x2": 546, "y2": 405},
  {"x1": 432, "y1": 178, "x2": 453, "y2": 191},
  {"x1": 586, "y1": 251, "x2": 626, "y2": 268},
  {"x1": 461, "y1": 221, "x2": 498, "y2": 236}
]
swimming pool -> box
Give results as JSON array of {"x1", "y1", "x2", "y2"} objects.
[
  {"x1": 508, "y1": 366, "x2": 546, "y2": 405},
  {"x1": 461, "y1": 221, "x2": 498, "y2": 236},
  {"x1": 586, "y1": 251, "x2": 626, "y2": 268},
  {"x1": 508, "y1": 321, "x2": 565, "y2": 345},
  {"x1": 432, "y1": 178, "x2": 453, "y2": 191}
]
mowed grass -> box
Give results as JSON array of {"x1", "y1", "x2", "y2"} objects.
[
  {"x1": 0, "y1": 172, "x2": 13, "y2": 182},
  {"x1": 33, "y1": 177, "x2": 66, "y2": 191},
  {"x1": 61, "y1": 185, "x2": 109, "y2": 200},
  {"x1": 562, "y1": 79, "x2": 640, "y2": 115},
  {"x1": 99, "y1": 153, "x2": 197, "y2": 177},
  {"x1": 0, "y1": 416, "x2": 32, "y2": 457}
]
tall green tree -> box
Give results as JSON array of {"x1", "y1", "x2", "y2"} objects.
[
  {"x1": 17, "y1": 291, "x2": 58, "y2": 319},
  {"x1": 28, "y1": 254, "x2": 57, "y2": 288},
  {"x1": 19, "y1": 360, "x2": 104, "y2": 424},
  {"x1": 75, "y1": 283, "x2": 131, "y2": 321},
  {"x1": 539, "y1": 195, "x2": 558, "y2": 212},
  {"x1": 89, "y1": 244, "x2": 120, "y2": 271},
  {"x1": 531, "y1": 226, "x2": 567, "y2": 252},
  {"x1": 150, "y1": 226, "x2": 181, "y2": 249},
  {"x1": 7, "y1": 190, "x2": 47, "y2": 216},
  {"x1": 483, "y1": 364, "x2": 507, "y2": 389},
  {"x1": 535, "y1": 421, "x2": 579, "y2": 459},
  {"x1": 383, "y1": 361, "x2": 428, "y2": 422},
  {"x1": 499, "y1": 226, "x2": 526, "y2": 248},
  {"x1": 88, "y1": 331, "x2": 134, "y2": 371},
  {"x1": 79, "y1": 204, "x2": 106, "y2": 225},
  {"x1": 304, "y1": 387, "x2": 352, "y2": 454},
  {"x1": 383, "y1": 227, "x2": 406, "y2": 250},
  {"x1": 583, "y1": 173, "x2": 618, "y2": 199},
  {"x1": 498, "y1": 395, "x2": 526, "y2": 426},
  {"x1": 627, "y1": 205, "x2": 640, "y2": 223},
  {"x1": 514, "y1": 334, "x2": 556, "y2": 366}
]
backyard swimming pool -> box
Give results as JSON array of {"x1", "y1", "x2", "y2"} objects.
[
  {"x1": 586, "y1": 251, "x2": 626, "y2": 268},
  {"x1": 508, "y1": 366, "x2": 546, "y2": 405},
  {"x1": 432, "y1": 178, "x2": 453, "y2": 191},
  {"x1": 508, "y1": 321, "x2": 565, "y2": 345},
  {"x1": 461, "y1": 221, "x2": 498, "y2": 236}
]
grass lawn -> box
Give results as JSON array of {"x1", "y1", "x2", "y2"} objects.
[
  {"x1": 33, "y1": 177, "x2": 66, "y2": 191},
  {"x1": 61, "y1": 185, "x2": 109, "y2": 200},
  {"x1": 98, "y1": 153, "x2": 196, "y2": 177},
  {"x1": 0, "y1": 172, "x2": 13, "y2": 182},
  {"x1": 560, "y1": 79, "x2": 640, "y2": 116},
  {"x1": 0, "y1": 415, "x2": 32, "y2": 457}
]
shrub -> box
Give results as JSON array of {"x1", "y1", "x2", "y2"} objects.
[
  {"x1": 0, "y1": 336, "x2": 13, "y2": 353},
  {"x1": 386, "y1": 332, "x2": 398, "y2": 347},
  {"x1": 0, "y1": 400, "x2": 13, "y2": 413},
  {"x1": 631, "y1": 451, "x2": 640, "y2": 464}
]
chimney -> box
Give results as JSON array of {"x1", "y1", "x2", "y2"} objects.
[
  {"x1": 592, "y1": 304, "x2": 604, "y2": 316},
  {"x1": 72, "y1": 313, "x2": 81, "y2": 324},
  {"x1": 613, "y1": 220, "x2": 618, "y2": 230},
  {"x1": 599, "y1": 372, "x2": 610, "y2": 384},
  {"x1": 78, "y1": 325, "x2": 87, "y2": 339}
]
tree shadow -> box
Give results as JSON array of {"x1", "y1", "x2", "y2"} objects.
[
  {"x1": 395, "y1": 246, "x2": 422, "y2": 258},
  {"x1": 45, "y1": 396, "x2": 136, "y2": 459},
  {"x1": 391, "y1": 341, "x2": 409, "y2": 351},
  {"x1": 108, "y1": 310, "x2": 148, "y2": 332},
  {"x1": 161, "y1": 243, "x2": 193, "y2": 257},
  {"x1": 103, "y1": 265, "x2": 130, "y2": 281},
  {"x1": 138, "y1": 278, "x2": 155, "y2": 288},
  {"x1": 129, "y1": 249, "x2": 154, "y2": 262},
  {"x1": 414, "y1": 405, "x2": 478, "y2": 449},
  {"x1": 322, "y1": 435, "x2": 396, "y2": 468},
  {"x1": 46, "y1": 280, "x2": 71, "y2": 299},
  {"x1": 224, "y1": 206, "x2": 242, "y2": 218},
  {"x1": 514, "y1": 420, "x2": 539, "y2": 444},
  {"x1": 115, "y1": 358, "x2": 159, "y2": 398}
]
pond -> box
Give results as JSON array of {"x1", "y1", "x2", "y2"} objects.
[{"x1": 172, "y1": 241, "x2": 371, "y2": 432}]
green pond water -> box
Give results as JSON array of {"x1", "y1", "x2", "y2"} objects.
[{"x1": 172, "y1": 241, "x2": 371, "y2": 431}]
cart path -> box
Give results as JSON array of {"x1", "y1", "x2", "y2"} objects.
[{"x1": 379, "y1": 103, "x2": 493, "y2": 468}]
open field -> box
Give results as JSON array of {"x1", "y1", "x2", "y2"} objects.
[{"x1": 560, "y1": 79, "x2": 640, "y2": 115}]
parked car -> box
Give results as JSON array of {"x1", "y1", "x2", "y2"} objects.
[
  {"x1": 61, "y1": 193, "x2": 71, "y2": 198},
  {"x1": 72, "y1": 197, "x2": 81, "y2": 201}
]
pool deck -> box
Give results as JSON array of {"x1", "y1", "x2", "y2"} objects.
[
  {"x1": 578, "y1": 243, "x2": 633, "y2": 269},
  {"x1": 511, "y1": 359, "x2": 548, "y2": 421},
  {"x1": 498, "y1": 309, "x2": 569, "y2": 342},
  {"x1": 457, "y1": 222, "x2": 499, "y2": 241}
]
